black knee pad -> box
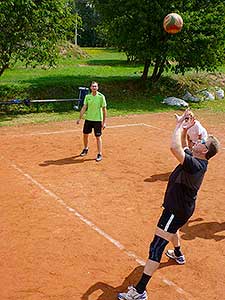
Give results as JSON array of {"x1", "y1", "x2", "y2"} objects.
[{"x1": 149, "y1": 235, "x2": 169, "y2": 262}]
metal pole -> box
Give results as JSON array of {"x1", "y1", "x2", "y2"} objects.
[{"x1": 75, "y1": 13, "x2": 77, "y2": 46}]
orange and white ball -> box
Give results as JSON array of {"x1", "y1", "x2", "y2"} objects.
[{"x1": 163, "y1": 13, "x2": 183, "y2": 34}]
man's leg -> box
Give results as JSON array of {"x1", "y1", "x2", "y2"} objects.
[
  {"x1": 157, "y1": 209, "x2": 186, "y2": 264},
  {"x1": 118, "y1": 210, "x2": 187, "y2": 299},
  {"x1": 80, "y1": 120, "x2": 92, "y2": 156},
  {"x1": 166, "y1": 230, "x2": 186, "y2": 264},
  {"x1": 80, "y1": 133, "x2": 89, "y2": 156},
  {"x1": 95, "y1": 136, "x2": 102, "y2": 162},
  {"x1": 96, "y1": 135, "x2": 102, "y2": 154},
  {"x1": 171, "y1": 230, "x2": 180, "y2": 247},
  {"x1": 83, "y1": 133, "x2": 89, "y2": 149},
  {"x1": 118, "y1": 228, "x2": 173, "y2": 300},
  {"x1": 135, "y1": 228, "x2": 178, "y2": 294},
  {"x1": 94, "y1": 122, "x2": 103, "y2": 162},
  {"x1": 140, "y1": 227, "x2": 174, "y2": 276},
  {"x1": 142, "y1": 228, "x2": 174, "y2": 271}
]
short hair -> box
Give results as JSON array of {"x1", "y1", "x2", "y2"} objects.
[
  {"x1": 205, "y1": 135, "x2": 220, "y2": 160},
  {"x1": 90, "y1": 81, "x2": 98, "y2": 86}
]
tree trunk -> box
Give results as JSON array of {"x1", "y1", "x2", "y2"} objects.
[
  {"x1": 150, "y1": 57, "x2": 160, "y2": 82},
  {"x1": 0, "y1": 64, "x2": 9, "y2": 77},
  {"x1": 154, "y1": 58, "x2": 166, "y2": 82},
  {"x1": 141, "y1": 59, "x2": 150, "y2": 81},
  {"x1": 150, "y1": 56, "x2": 166, "y2": 82}
]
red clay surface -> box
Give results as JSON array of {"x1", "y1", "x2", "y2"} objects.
[{"x1": 1, "y1": 111, "x2": 225, "y2": 300}]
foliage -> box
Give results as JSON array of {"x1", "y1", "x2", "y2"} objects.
[
  {"x1": 92, "y1": 0, "x2": 225, "y2": 81},
  {"x1": 57, "y1": 41, "x2": 89, "y2": 59},
  {"x1": 66, "y1": 0, "x2": 106, "y2": 47},
  {"x1": 0, "y1": 0, "x2": 75, "y2": 76},
  {"x1": 71, "y1": 0, "x2": 107, "y2": 47}
]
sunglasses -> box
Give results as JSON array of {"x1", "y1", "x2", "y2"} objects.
[{"x1": 201, "y1": 139, "x2": 208, "y2": 150}]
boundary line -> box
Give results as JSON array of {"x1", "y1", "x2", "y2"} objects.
[
  {"x1": 8, "y1": 123, "x2": 145, "y2": 137},
  {"x1": 1, "y1": 155, "x2": 194, "y2": 300},
  {"x1": 7, "y1": 122, "x2": 170, "y2": 138},
  {"x1": 142, "y1": 123, "x2": 170, "y2": 131},
  {"x1": 4, "y1": 121, "x2": 225, "y2": 150}
]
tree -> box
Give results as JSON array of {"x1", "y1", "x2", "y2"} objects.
[
  {"x1": 75, "y1": 0, "x2": 106, "y2": 47},
  {"x1": 0, "y1": 0, "x2": 75, "y2": 76},
  {"x1": 66, "y1": 0, "x2": 106, "y2": 47},
  {"x1": 93, "y1": 0, "x2": 225, "y2": 81}
]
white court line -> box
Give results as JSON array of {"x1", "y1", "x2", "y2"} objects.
[
  {"x1": 1, "y1": 156, "x2": 193, "y2": 300},
  {"x1": 5, "y1": 121, "x2": 225, "y2": 151},
  {"x1": 7, "y1": 122, "x2": 169, "y2": 138},
  {"x1": 142, "y1": 123, "x2": 170, "y2": 131},
  {"x1": 8, "y1": 123, "x2": 145, "y2": 137}
]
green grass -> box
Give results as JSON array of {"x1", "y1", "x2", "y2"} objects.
[{"x1": 0, "y1": 47, "x2": 225, "y2": 127}]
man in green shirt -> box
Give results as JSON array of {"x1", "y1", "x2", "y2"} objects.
[{"x1": 77, "y1": 81, "x2": 107, "y2": 162}]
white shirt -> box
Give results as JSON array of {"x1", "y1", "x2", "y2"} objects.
[{"x1": 187, "y1": 120, "x2": 208, "y2": 142}]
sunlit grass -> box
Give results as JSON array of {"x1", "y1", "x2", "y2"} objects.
[{"x1": 0, "y1": 47, "x2": 224, "y2": 127}]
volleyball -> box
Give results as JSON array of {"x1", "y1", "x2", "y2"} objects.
[{"x1": 163, "y1": 13, "x2": 183, "y2": 34}]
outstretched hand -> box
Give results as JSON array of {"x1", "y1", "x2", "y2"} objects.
[
  {"x1": 183, "y1": 116, "x2": 195, "y2": 130},
  {"x1": 174, "y1": 109, "x2": 190, "y2": 124}
]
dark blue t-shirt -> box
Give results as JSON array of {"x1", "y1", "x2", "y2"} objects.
[{"x1": 163, "y1": 149, "x2": 208, "y2": 220}]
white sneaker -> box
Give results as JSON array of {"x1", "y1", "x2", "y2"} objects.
[
  {"x1": 166, "y1": 249, "x2": 186, "y2": 265},
  {"x1": 80, "y1": 148, "x2": 88, "y2": 157},
  {"x1": 96, "y1": 153, "x2": 102, "y2": 162},
  {"x1": 118, "y1": 286, "x2": 148, "y2": 300}
]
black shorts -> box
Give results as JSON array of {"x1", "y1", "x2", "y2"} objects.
[
  {"x1": 157, "y1": 209, "x2": 188, "y2": 233},
  {"x1": 83, "y1": 120, "x2": 102, "y2": 137}
]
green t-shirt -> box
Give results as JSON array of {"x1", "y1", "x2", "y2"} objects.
[{"x1": 84, "y1": 92, "x2": 106, "y2": 121}]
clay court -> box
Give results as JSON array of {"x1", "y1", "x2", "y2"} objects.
[{"x1": 1, "y1": 111, "x2": 225, "y2": 300}]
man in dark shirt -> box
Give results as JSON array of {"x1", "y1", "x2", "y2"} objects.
[{"x1": 118, "y1": 110, "x2": 220, "y2": 300}]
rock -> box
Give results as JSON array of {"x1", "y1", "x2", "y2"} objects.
[
  {"x1": 162, "y1": 97, "x2": 189, "y2": 107},
  {"x1": 183, "y1": 91, "x2": 200, "y2": 102},
  {"x1": 215, "y1": 88, "x2": 224, "y2": 99}
]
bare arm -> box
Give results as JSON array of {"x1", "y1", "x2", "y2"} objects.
[
  {"x1": 171, "y1": 110, "x2": 191, "y2": 164},
  {"x1": 181, "y1": 128, "x2": 189, "y2": 148},
  {"x1": 102, "y1": 106, "x2": 107, "y2": 128},
  {"x1": 171, "y1": 110, "x2": 196, "y2": 164},
  {"x1": 170, "y1": 122, "x2": 186, "y2": 164},
  {"x1": 76, "y1": 104, "x2": 87, "y2": 124}
]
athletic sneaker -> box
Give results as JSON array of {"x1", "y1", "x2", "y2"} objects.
[
  {"x1": 96, "y1": 153, "x2": 102, "y2": 162},
  {"x1": 80, "y1": 148, "x2": 88, "y2": 157},
  {"x1": 166, "y1": 249, "x2": 186, "y2": 265},
  {"x1": 118, "y1": 286, "x2": 148, "y2": 300}
]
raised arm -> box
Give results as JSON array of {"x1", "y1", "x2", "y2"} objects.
[{"x1": 171, "y1": 110, "x2": 191, "y2": 164}]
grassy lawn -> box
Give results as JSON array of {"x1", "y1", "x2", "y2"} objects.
[{"x1": 0, "y1": 47, "x2": 224, "y2": 127}]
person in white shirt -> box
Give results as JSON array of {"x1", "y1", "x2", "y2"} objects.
[{"x1": 183, "y1": 111, "x2": 208, "y2": 149}]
